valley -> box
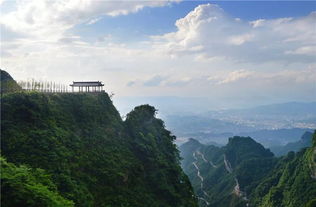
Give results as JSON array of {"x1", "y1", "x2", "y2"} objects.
[
  {"x1": 180, "y1": 134, "x2": 316, "y2": 207},
  {"x1": 1, "y1": 70, "x2": 315, "y2": 207}
]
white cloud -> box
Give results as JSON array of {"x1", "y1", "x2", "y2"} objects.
[
  {"x1": 250, "y1": 19, "x2": 265, "y2": 28},
  {"x1": 285, "y1": 46, "x2": 316, "y2": 55},
  {"x1": 86, "y1": 17, "x2": 102, "y2": 25},
  {"x1": 152, "y1": 3, "x2": 316, "y2": 63},
  {"x1": 0, "y1": 0, "x2": 177, "y2": 41},
  {"x1": 218, "y1": 69, "x2": 253, "y2": 84},
  {"x1": 229, "y1": 33, "x2": 253, "y2": 45},
  {"x1": 1, "y1": 2, "x2": 315, "y2": 106}
]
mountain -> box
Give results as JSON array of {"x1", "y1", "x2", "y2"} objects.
[
  {"x1": 252, "y1": 132, "x2": 316, "y2": 207},
  {"x1": 0, "y1": 69, "x2": 22, "y2": 94},
  {"x1": 180, "y1": 136, "x2": 275, "y2": 207},
  {"x1": 1, "y1": 71, "x2": 198, "y2": 207},
  {"x1": 180, "y1": 134, "x2": 316, "y2": 207},
  {"x1": 270, "y1": 131, "x2": 314, "y2": 156}
]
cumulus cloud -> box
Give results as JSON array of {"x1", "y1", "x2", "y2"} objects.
[
  {"x1": 1, "y1": 2, "x2": 315, "y2": 105},
  {"x1": 229, "y1": 33, "x2": 253, "y2": 46},
  {"x1": 250, "y1": 19, "x2": 265, "y2": 28},
  {"x1": 0, "y1": 0, "x2": 177, "y2": 41},
  {"x1": 152, "y1": 3, "x2": 316, "y2": 63}
]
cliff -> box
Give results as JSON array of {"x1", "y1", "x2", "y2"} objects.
[{"x1": 1, "y1": 71, "x2": 198, "y2": 207}]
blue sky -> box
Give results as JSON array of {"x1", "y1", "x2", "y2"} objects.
[
  {"x1": 73, "y1": 1, "x2": 316, "y2": 43},
  {"x1": 1, "y1": 0, "x2": 315, "y2": 109}
]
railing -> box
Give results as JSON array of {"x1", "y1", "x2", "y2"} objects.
[
  {"x1": 17, "y1": 80, "x2": 70, "y2": 93},
  {"x1": 17, "y1": 80, "x2": 106, "y2": 93}
]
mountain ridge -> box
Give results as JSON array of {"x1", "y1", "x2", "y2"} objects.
[{"x1": 1, "y1": 71, "x2": 198, "y2": 207}]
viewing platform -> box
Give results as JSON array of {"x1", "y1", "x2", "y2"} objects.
[
  {"x1": 70, "y1": 81, "x2": 104, "y2": 92},
  {"x1": 17, "y1": 80, "x2": 105, "y2": 93}
]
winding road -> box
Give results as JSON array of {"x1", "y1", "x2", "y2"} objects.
[
  {"x1": 223, "y1": 154, "x2": 233, "y2": 174},
  {"x1": 192, "y1": 151, "x2": 210, "y2": 206},
  {"x1": 192, "y1": 150, "x2": 249, "y2": 206},
  {"x1": 196, "y1": 150, "x2": 218, "y2": 168},
  {"x1": 223, "y1": 154, "x2": 248, "y2": 201}
]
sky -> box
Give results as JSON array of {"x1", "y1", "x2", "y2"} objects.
[{"x1": 1, "y1": 0, "x2": 316, "y2": 110}]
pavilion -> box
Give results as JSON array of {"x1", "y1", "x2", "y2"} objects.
[{"x1": 70, "y1": 81, "x2": 104, "y2": 92}]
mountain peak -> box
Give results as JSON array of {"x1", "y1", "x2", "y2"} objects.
[
  {"x1": 188, "y1": 138, "x2": 201, "y2": 144},
  {"x1": 126, "y1": 104, "x2": 157, "y2": 123},
  {"x1": 225, "y1": 136, "x2": 274, "y2": 167},
  {"x1": 0, "y1": 69, "x2": 22, "y2": 94}
]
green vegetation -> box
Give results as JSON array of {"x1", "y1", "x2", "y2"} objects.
[
  {"x1": 180, "y1": 134, "x2": 316, "y2": 207},
  {"x1": 1, "y1": 69, "x2": 22, "y2": 94},
  {"x1": 1, "y1": 157, "x2": 74, "y2": 207},
  {"x1": 253, "y1": 132, "x2": 316, "y2": 207},
  {"x1": 1, "y1": 71, "x2": 198, "y2": 207},
  {"x1": 125, "y1": 105, "x2": 197, "y2": 207},
  {"x1": 224, "y1": 136, "x2": 274, "y2": 168},
  {"x1": 2, "y1": 70, "x2": 315, "y2": 207}
]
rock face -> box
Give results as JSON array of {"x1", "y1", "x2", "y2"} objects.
[
  {"x1": 1, "y1": 71, "x2": 198, "y2": 207},
  {"x1": 180, "y1": 134, "x2": 316, "y2": 207}
]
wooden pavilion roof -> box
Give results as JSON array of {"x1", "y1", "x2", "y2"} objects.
[{"x1": 70, "y1": 81, "x2": 104, "y2": 87}]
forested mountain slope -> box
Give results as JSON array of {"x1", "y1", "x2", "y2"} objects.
[
  {"x1": 252, "y1": 135, "x2": 316, "y2": 207},
  {"x1": 1, "y1": 71, "x2": 198, "y2": 207},
  {"x1": 180, "y1": 134, "x2": 316, "y2": 207}
]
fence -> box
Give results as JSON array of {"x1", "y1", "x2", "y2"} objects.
[{"x1": 17, "y1": 80, "x2": 70, "y2": 93}]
